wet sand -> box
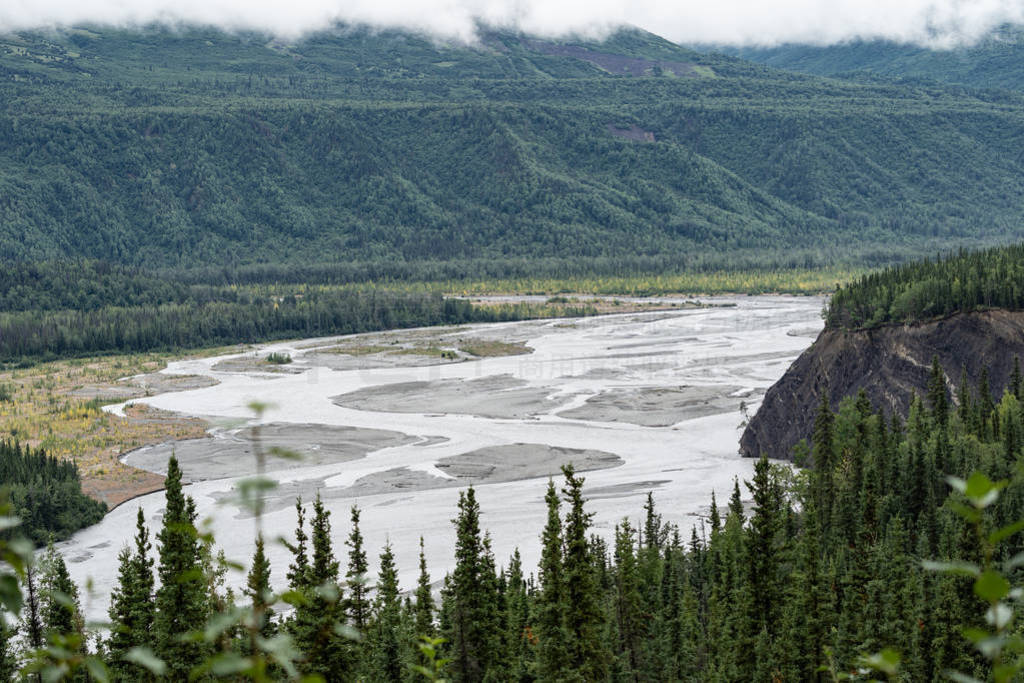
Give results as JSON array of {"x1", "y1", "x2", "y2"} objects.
[
  {"x1": 125, "y1": 423, "x2": 416, "y2": 482},
  {"x1": 220, "y1": 443, "x2": 623, "y2": 516},
  {"x1": 332, "y1": 375, "x2": 565, "y2": 420},
  {"x1": 557, "y1": 386, "x2": 745, "y2": 426}
]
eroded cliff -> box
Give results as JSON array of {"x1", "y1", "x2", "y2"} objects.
[{"x1": 740, "y1": 310, "x2": 1024, "y2": 460}]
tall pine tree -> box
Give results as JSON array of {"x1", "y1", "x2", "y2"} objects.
[
  {"x1": 153, "y1": 455, "x2": 207, "y2": 679},
  {"x1": 107, "y1": 508, "x2": 155, "y2": 679}
]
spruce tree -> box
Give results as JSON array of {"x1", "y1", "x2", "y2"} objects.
[
  {"x1": 560, "y1": 464, "x2": 608, "y2": 681},
  {"x1": 40, "y1": 543, "x2": 83, "y2": 646},
  {"x1": 927, "y1": 355, "x2": 949, "y2": 429},
  {"x1": 709, "y1": 490, "x2": 721, "y2": 537},
  {"x1": 23, "y1": 562, "x2": 43, "y2": 650},
  {"x1": 153, "y1": 454, "x2": 207, "y2": 679},
  {"x1": 413, "y1": 537, "x2": 435, "y2": 638},
  {"x1": 1013, "y1": 356, "x2": 1023, "y2": 401},
  {"x1": 957, "y1": 367, "x2": 974, "y2": 426},
  {"x1": 502, "y1": 549, "x2": 533, "y2": 682},
  {"x1": 107, "y1": 508, "x2": 155, "y2": 678},
  {"x1": 245, "y1": 533, "x2": 275, "y2": 641},
  {"x1": 445, "y1": 487, "x2": 499, "y2": 682},
  {"x1": 728, "y1": 477, "x2": 745, "y2": 525},
  {"x1": 367, "y1": 541, "x2": 405, "y2": 682},
  {"x1": 285, "y1": 498, "x2": 309, "y2": 590},
  {"x1": 535, "y1": 479, "x2": 567, "y2": 681},
  {"x1": 979, "y1": 367, "x2": 996, "y2": 439},
  {"x1": 345, "y1": 505, "x2": 370, "y2": 634},
  {"x1": 612, "y1": 519, "x2": 646, "y2": 679},
  {"x1": 745, "y1": 455, "x2": 782, "y2": 637},
  {"x1": 811, "y1": 392, "x2": 836, "y2": 536},
  {"x1": 292, "y1": 494, "x2": 349, "y2": 679}
]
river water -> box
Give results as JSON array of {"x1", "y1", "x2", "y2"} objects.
[{"x1": 60, "y1": 296, "x2": 823, "y2": 620}]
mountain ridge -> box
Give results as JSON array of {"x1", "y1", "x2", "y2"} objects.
[{"x1": 1, "y1": 26, "x2": 1023, "y2": 269}]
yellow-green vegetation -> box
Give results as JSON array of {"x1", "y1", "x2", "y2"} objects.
[
  {"x1": 394, "y1": 347, "x2": 459, "y2": 359},
  {"x1": 458, "y1": 340, "x2": 533, "y2": 357},
  {"x1": 323, "y1": 344, "x2": 396, "y2": 356},
  {"x1": 0, "y1": 352, "x2": 210, "y2": 507},
  {"x1": 431, "y1": 267, "x2": 860, "y2": 297}
]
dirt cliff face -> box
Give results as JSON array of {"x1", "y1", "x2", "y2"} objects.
[{"x1": 740, "y1": 310, "x2": 1024, "y2": 460}]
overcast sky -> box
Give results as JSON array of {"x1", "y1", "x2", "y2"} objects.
[{"x1": 1, "y1": 0, "x2": 1022, "y2": 47}]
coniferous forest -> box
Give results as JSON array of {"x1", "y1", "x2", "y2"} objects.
[
  {"x1": 827, "y1": 244, "x2": 1024, "y2": 330},
  {"x1": 2, "y1": 27, "x2": 1024, "y2": 270},
  {"x1": 3, "y1": 17, "x2": 1024, "y2": 683},
  {"x1": 1, "y1": 358, "x2": 1023, "y2": 681},
  {"x1": 0, "y1": 440, "x2": 105, "y2": 545}
]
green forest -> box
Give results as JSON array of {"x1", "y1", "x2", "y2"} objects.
[
  {"x1": 826, "y1": 244, "x2": 1024, "y2": 329},
  {"x1": 5, "y1": 20, "x2": 1024, "y2": 683},
  {"x1": 0, "y1": 360, "x2": 1022, "y2": 680},
  {"x1": 0, "y1": 440, "x2": 105, "y2": 545},
  {"x1": 1, "y1": 27, "x2": 1023, "y2": 269},
  {"x1": 723, "y1": 26, "x2": 1024, "y2": 92},
  {"x1": 0, "y1": 284, "x2": 598, "y2": 362}
]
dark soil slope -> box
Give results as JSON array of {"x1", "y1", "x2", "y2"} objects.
[{"x1": 740, "y1": 310, "x2": 1024, "y2": 460}]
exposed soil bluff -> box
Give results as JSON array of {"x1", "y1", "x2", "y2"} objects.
[{"x1": 741, "y1": 310, "x2": 1024, "y2": 460}]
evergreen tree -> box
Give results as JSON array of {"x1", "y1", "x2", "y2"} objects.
[
  {"x1": 345, "y1": 505, "x2": 370, "y2": 634},
  {"x1": 560, "y1": 464, "x2": 608, "y2": 681},
  {"x1": 535, "y1": 479, "x2": 567, "y2": 681},
  {"x1": 728, "y1": 477, "x2": 745, "y2": 525},
  {"x1": 502, "y1": 549, "x2": 533, "y2": 682},
  {"x1": 811, "y1": 392, "x2": 836, "y2": 536},
  {"x1": 153, "y1": 455, "x2": 207, "y2": 679},
  {"x1": 927, "y1": 355, "x2": 949, "y2": 429},
  {"x1": 107, "y1": 508, "x2": 155, "y2": 679},
  {"x1": 245, "y1": 533, "x2": 275, "y2": 641},
  {"x1": 709, "y1": 490, "x2": 721, "y2": 537},
  {"x1": 444, "y1": 487, "x2": 499, "y2": 682},
  {"x1": 292, "y1": 494, "x2": 349, "y2": 679},
  {"x1": 367, "y1": 541, "x2": 405, "y2": 682},
  {"x1": 40, "y1": 542, "x2": 83, "y2": 646},
  {"x1": 745, "y1": 455, "x2": 783, "y2": 637},
  {"x1": 285, "y1": 498, "x2": 309, "y2": 590},
  {"x1": 414, "y1": 537, "x2": 435, "y2": 638},
  {"x1": 1013, "y1": 356, "x2": 1023, "y2": 401},
  {"x1": 23, "y1": 562, "x2": 44, "y2": 650},
  {"x1": 957, "y1": 367, "x2": 974, "y2": 426},
  {"x1": 612, "y1": 519, "x2": 646, "y2": 679}
]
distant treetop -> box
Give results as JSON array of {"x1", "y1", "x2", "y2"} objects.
[{"x1": 825, "y1": 243, "x2": 1024, "y2": 329}]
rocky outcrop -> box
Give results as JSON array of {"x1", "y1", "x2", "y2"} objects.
[{"x1": 740, "y1": 310, "x2": 1024, "y2": 460}]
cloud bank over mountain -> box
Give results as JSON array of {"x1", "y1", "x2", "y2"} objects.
[{"x1": 1, "y1": 0, "x2": 1022, "y2": 47}]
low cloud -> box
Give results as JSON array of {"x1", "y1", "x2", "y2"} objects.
[{"x1": 1, "y1": 0, "x2": 1022, "y2": 47}]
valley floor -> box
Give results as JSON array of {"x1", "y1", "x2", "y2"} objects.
[{"x1": 51, "y1": 295, "x2": 823, "y2": 621}]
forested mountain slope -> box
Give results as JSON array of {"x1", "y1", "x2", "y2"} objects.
[
  {"x1": 1, "y1": 26, "x2": 1024, "y2": 268},
  {"x1": 742, "y1": 245, "x2": 1024, "y2": 460},
  {"x1": 720, "y1": 25, "x2": 1024, "y2": 91}
]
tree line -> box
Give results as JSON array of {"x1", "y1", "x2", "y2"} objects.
[
  {"x1": 827, "y1": 243, "x2": 1024, "y2": 329},
  {"x1": 0, "y1": 440, "x2": 105, "y2": 546},
  {"x1": 0, "y1": 290, "x2": 595, "y2": 362},
  {"x1": 1, "y1": 357, "x2": 1023, "y2": 680}
]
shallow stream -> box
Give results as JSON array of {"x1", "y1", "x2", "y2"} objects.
[{"x1": 61, "y1": 295, "x2": 823, "y2": 620}]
